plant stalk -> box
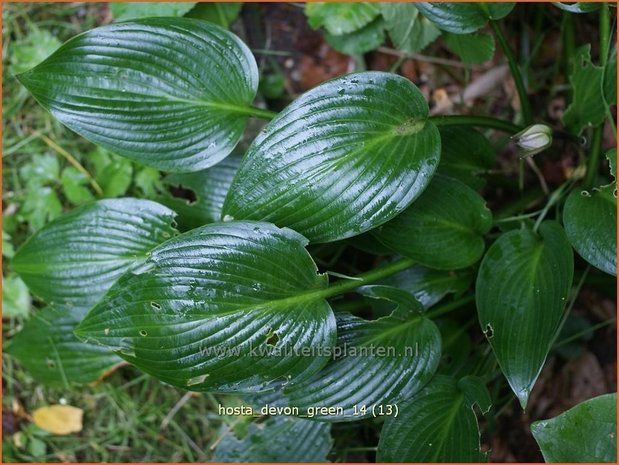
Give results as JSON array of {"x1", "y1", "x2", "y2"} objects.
[
  {"x1": 489, "y1": 19, "x2": 533, "y2": 125},
  {"x1": 429, "y1": 115, "x2": 522, "y2": 134},
  {"x1": 584, "y1": 3, "x2": 612, "y2": 188},
  {"x1": 323, "y1": 258, "x2": 416, "y2": 299},
  {"x1": 248, "y1": 105, "x2": 278, "y2": 120}
]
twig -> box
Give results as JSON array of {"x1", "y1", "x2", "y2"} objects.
[
  {"x1": 160, "y1": 391, "x2": 193, "y2": 430},
  {"x1": 40, "y1": 133, "x2": 104, "y2": 196}
]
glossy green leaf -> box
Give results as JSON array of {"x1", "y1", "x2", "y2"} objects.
[
  {"x1": 5, "y1": 307, "x2": 122, "y2": 387},
  {"x1": 160, "y1": 156, "x2": 240, "y2": 230},
  {"x1": 563, "y1": 45, "x2": 606, "y2": 134},
  {"x1": 283, "y1": 309, "x2": 441, "y2": 421},
  {"x1": 444, "y1": 31, "x2": 495, "y2": 64},
  {"x1": 476, "y1": 221, "x2": 574, "y2": 408},
  {"x1": 377, "y1": 375, "x2": 490, "y2": 462},
  {"x1": 380, "y1": 265, "x2": 472, "y2": 309},
  {"x1": 416, "y1": 3, "x2": 515, "y2": 34},
  {"x1": 17, "y1": 18, "x2": 259, "y2": 172},
  {"x1": 223, "y1": 72, "x2": 441, "y2": 243},
  {"x1": 214, "y1": 416, "x2": 332, "y2": 462},
  {"x1": 325, "y1": 19, "x2": 385, "y2": 56},
  {"x1": 379, "y1": 4, "x2": 441, "y2": 53},
  {"x1": 373, "y1": 175, "x2": 492, "y2": 269},
  {"x1": 552, "y1": 2, "x2": 601, "y2": 13},
  {"x1": 2, "y1": 275, "x2": 31, "y2": 318},
  {"x1": 75, "y1": 221, "x2": 337, "y2": 392},
  {"x1": 13, "y1": 198, "x2": 178, "y2": 309},
  {"x1": 305, "y1": 2, "x2": 380, "y2": 35},
  {"x1": 111, "y1": 2, "x2": 197, "y2": 21},
  {"x1": 185, "y1": 2, "x2": 242, "y2": 28},
  {"x1": 437, "y1": 126, "x2": 495, "y2": 189},
  {"x1": 563, "y1": 185, "x2": 617, "y2": 276},
  {"x1": 532, "y1": 393, "x2": 616, "y2": 462}
]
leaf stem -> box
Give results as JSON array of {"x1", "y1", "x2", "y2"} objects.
[
  {"x1": 489, "y1": 19, "x2": 533, "y2": 125},
  {"x1": 40, "y1": 134, "x2": 104, "y2": 197},
  {"x1": 429, "y1": 115, "x2": 522, "y2": 134},
  {"x1": 424, "y1": 295, "x2": 476, "y2": 320},
  {"x1": 248, "y1": 105, "x2": 278, "y2": 120},
  {"x1": 584, "y1": 3, "x2": 611, "y2": 188},
  {"x1": 323, "y1": 258, "x2": 416, "y2": 299},
  {"x1": 532, "y1": 180, "x2": 573, "y2": 232},
  {"x1": 599, "y1": 3, "x2": 611, "y2": 67}
]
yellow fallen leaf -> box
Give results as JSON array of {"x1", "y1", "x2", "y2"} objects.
[{"x1": 32, "y1": 405, "x2": 83, "y2": 435}]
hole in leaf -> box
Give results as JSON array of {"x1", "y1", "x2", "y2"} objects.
[
  {"x1": 139, "y1": 330, "x2": 148, "y2": 337},
  {"x1": 484, "y1": 323, "x2": 494, "y2": 339},
  {"x1": 266, "y1": 332, "x2": 280, "y2": 346},
  {"x1": 46, "y1": 358, "x2": 56, "y2": 369},
  {"x1": 150, "y1": 301, "x2": 161, "y2": 310},
  {"x1": 168, "y1": 185, "x2": 197, "y2": 205},
  {"x1": 186, "y1": 373, "x2": 209, "y2": 386}
]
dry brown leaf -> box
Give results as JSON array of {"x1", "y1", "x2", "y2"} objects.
[{"x1": 32, "y1": 405, "x2": 83, "y2": 435}]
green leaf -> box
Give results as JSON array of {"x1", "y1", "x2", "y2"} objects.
[
  {"x1": 160, "y1": 156, "x2": 240, "y2": 230},
  {"x1": 437, "y1": 126, "x2": 495, "y2": 189},
  {"x1": 444, "y1": 31, "x2": 495, "y2": 64},
  {"x1": 2, "y1": 275, "x2": 31, "y2": 318},
  {"x1": 223, "y1": 72, "x2": 441, "y2": 243},
  {"x1": 17, "y1": 18, "x2": 259, "y2": 172},
  {"x1": 552, "y1": 2, "x2": 602, "y2": 13},
  {"x1": 75, "y1": 221, "x2": 337, "y2": 392},
  {"x1": 3, "y1": 230, "x2": 15, "y2": 259},
  {"x1": 60, "y1": 167, "x2": 95, "y2": 206},
  {"x1": 185, "y1": 2, "x2": 242, "y2": 29},
  {"x1": 214, "y1": 416, "x2": 332, "y2": 462},
  {"x1": 476, "y1": 221, "x2": 574, "y2": 408},
  {"x1": 531, "y1": 393, "x2": 616, "y2": 462},
  {"x1": 19, "y1": 187, "x2": 62, "y2": 232},
  {"x1": 325, "y1": 18, "x2": 385, "y2": 56},
  {"x1": 5, "y1": 306, "x2": 122, "y2": 387},
  {"x1": 305, "y1": 2, "x2": 380, "y2": 35},
  {"x1": 111, "y1": 2, "x2": 197, "y2": 21},
  {"x1": 135, "y1": 167, "x2": 164, "y2": 198},
  {"x1": 19, "y1": 154, "x2": 60, "y2": 188},
  {"x1": 563, "y1": 45, "x2": 606, "y2": 134},
  {"x1": 377, "y1": 375, "x2": 490, "y2": 462},
  {"x1": 89, "y1": 148, "x2": 134, "y2": 198},
  {"x1": 7, "y1": 25, "x2": 61, "y2": 75},
  {"x1": 379, "y1": 4, "x2": 441, "y2": 53},
  {"x1": 380, "y1": 265, "x2": 472, "y2": 309},
  {"x1": 416, "y1": 3, "x2": 515, "y2": 34},
  {"x1": 563, "y1": 185, "x2": 617, "y2": 276},
  {"x1": 373, "y1": 175, "x2": 492, "y2": 269},
  {"x1": 13, "y1": 198, "x2": 178, "y2": 309},
  {"x1": 282, "y1": 309, "x2": 441, "y2": 421},
  {"x1": 604, "y1": 48, "x2": 617, "y2": 106}
]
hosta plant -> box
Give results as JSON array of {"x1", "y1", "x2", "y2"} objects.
[{"x1": 5, "y1": 2, "x2": 617, "y2": 462}]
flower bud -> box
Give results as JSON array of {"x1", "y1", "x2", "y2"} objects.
[{"x1": 512, "y1": 124, "x2": 553, "y2": 158}]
